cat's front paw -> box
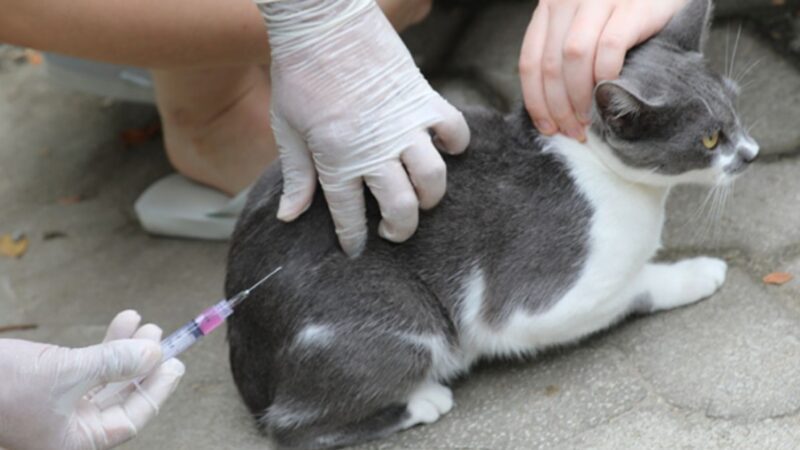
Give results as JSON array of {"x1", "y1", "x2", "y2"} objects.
[{"x1": 674, "y1": 256, "x2": 728, "y2": 301}]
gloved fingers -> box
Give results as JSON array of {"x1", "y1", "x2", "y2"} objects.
[
  {"x1": 102, "y1": 310, "x2": 142, "y2": 343},
  {"x1": 273, "y1": 114, "x2": 317, "y2": 222},
  {"x1": 96, "y1": 359, "x2": 185, "y2": 449},
  {"x1": 69, "y1": 339, "x2": 162, "y2": 387},
  {"x1": 95, "y1": 324, "x2": 163, "y2": 401},
  {"x1": 320, "y1": 178, "x2": 368, "y2": 257},
  {"x1": 429, "y1": 97, "x2": 471, "y2": 156},
  {"x1": 401, "y1": 139, "x2": 447, "y2": 210},
  {"x1": 132, "y1": 323, "x2": 163, "y2": 343},
  {"x1": 365, "y1": 161, "x2": 420, "y2": 243},
  {"x1": 92, "y1": 320, "x2": 162, "y2": 400}
]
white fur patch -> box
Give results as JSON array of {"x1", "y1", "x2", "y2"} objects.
[
  {"x1": 458, "y1": 268, "x2": 544, "y2": 362},
  {"x1": 393, "y1": 332, "x2": 466, "y2": 382},
  {"x1": 261, "y1": 403, "x2": 321, "y2": 429},
  {"x1": 454, "y1": 133, "x2": 673, "y2": 359},
  {"x1": 294, "y1": 324, "x2": 335, "y2": 347}
]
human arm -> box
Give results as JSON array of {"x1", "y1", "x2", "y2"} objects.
[{"x1": 0, "y1": 0, "x2": 269, "y2": 68}]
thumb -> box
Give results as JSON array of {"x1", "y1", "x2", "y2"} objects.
[{"x1": 69, "y1": 339, "x2": 162, "y2": 386}]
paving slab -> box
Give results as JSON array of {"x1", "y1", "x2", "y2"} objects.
[
  {"x1": 563, "y1": 404, "x2": 800, "y2": 450},
  {"x1": 356, "y1": 346, "x2": 646, "y2": 450},
  {"x1": 608, "y1": 268, "x2": 800, "y2": 420}
]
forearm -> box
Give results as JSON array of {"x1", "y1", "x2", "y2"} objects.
[{"x1": 0, "y1": 0, "x2": 270, "y2": 68}]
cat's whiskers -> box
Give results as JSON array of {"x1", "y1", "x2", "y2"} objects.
[
  {"x1": 711, "y1": 181, "x2": 734, "y2": 248},
  {"x1": 692, "y1": 184, "x2": 720, "y2": 222},
  {"x1": 746, "y1": 118, "x2": 763, "y2": 135},
  {"x1": 729, "y1": 23, "x2": 743, "y2": 79},
  {"x1": 734, "y1": 57, "x2": 762, "y2": 85},
  {"x1": 693, "y1": 184, "x2": 719, "y2": 240},
  {"x1": 694, "y1": 180, "x2": 734, "y2": 248},
  {"x1": 725, "y1": 24, "x2": 731, "y2": 78}
]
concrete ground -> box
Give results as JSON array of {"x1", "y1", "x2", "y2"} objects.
[{"x1": 2, "y1": 3, "x2": 800, "y2": 449}]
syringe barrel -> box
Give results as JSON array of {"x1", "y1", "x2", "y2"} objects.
[{"x1": 160, "y1": 299, "x2": 233, "y2": 361}]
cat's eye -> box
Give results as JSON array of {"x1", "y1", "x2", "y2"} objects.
[{"x1": 702, "y1": 131, "x2": 720, "y2": 150}]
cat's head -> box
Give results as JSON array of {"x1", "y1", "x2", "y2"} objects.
[{"x1": 591, "y1": 0, "x2": 758, "y2": 187}]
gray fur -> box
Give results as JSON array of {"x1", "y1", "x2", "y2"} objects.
[
  {"x1": 226, "y1": 0, "x2": 751, "y2": 447},
  {"x1": 629, "y1": 293, "x2": 655, "y2": 315}
]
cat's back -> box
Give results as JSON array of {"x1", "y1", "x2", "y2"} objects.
[
  {"x1": 226, "y1": 107, "x2": 593, "y2": 328},
  {"x1": 226, "y1": 107, "x2": 580, "y2": 281}
]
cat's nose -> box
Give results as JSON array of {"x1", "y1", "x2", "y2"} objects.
[
  {"x1": 738, "y1": 137, "x2": 759, "y2": 164},
  {"x1": 742, "y1": 151, "x2": 759, "y2": 164}
]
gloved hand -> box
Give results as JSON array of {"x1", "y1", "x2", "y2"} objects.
[
  {"x1": 258, "y1": 0, "x2": 470, "y2": 257},
  {"x1": 0, "y1": 311, "x2": 184, "y2": 450},
  {"x1": 519, "y1": 0, "x2": 687, "y2": 141}
]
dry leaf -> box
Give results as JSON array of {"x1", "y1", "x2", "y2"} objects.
[
  {"x1": 0, "y1": 234, "x2": 29, "y2": 258},
  {"x1": 120, "y1": 123, "x2": 161, "y2": 146},
  {"x1": 24, "y1": 49, "x2": 43, "y2": 65},
  {"x1": 544, "y1": 385, "x2": 560, "y2": 397},
  {"x1": 763, "y1": 272, "x2": 793, "y2": 286},
  {"x1": 58, "y1": 195, "x2": 82, "y2": 205}
]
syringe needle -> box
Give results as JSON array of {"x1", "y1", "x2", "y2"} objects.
[
  {"x1": 246, "y1": 266, "x2": 283, "y2": 293},
  {"x1": 227, "y1": 266, "x2": 283, "y2": 308}
]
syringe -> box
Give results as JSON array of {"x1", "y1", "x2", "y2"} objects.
[{"x1": 89, "y1": 267, "x2": 282, "y2": 407}]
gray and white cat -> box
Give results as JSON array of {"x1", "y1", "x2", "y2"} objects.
[{"x1": 225, "y1": 0, "x2": 758, "y2": 448}]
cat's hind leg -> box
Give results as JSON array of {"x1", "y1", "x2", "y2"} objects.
[
  {"x1": 402, "y1": 380, "x2": 454, "y2": 429},
  {"x1": 625, "y1": 257, "x2": 728, "y2": 314},
  {"x1": 264, "y1": 327, "x2": 455, "y2": 449}
]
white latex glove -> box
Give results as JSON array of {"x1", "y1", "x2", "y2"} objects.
[
  {"x1": 0, "y1": 311, "x2": 184, "y2": 450},
  {"x1": 258, "y1": 0, "x2": 470, "y2": 257}
]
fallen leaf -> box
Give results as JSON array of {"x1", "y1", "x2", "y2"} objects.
[
  {"x1": 58, "y1": 195, "x2": 82, "y2": 205},
  {"x1": 0, "y1": 234, "x2": 29, "y2": 258},
  {"x1": 544, "y1": 385, "x2": 560, "y2": 397},
  {"x1": 24, "y1": 49, "x2": 43, "y2": 65},
  {"x1": 120, "y1": 123, "x2": 161, "y2": 146},
  {"x1": 0, "y1": 324, "x2": 38, "y2": 334},
  {"x1": 763, "y1": 272, "x2": 793, "y2": 286}
]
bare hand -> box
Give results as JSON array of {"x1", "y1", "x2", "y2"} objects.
[{"x1": 519, "y1": 0, "x2": 687, "y2": 141}]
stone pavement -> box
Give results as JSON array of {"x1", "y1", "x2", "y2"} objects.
[{"x1": 2, "y1": 2, "x2": 800, "y2": 449}]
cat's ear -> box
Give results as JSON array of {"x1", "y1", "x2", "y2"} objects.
[
  {"x1": 658, "y1": 0, "x2": 713, "y2": 52},
  {"x1": 594, "y1": 81, "x2": 659, "y2": 138}
]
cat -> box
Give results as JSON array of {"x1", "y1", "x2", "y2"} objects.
[{"x1": 225, "y1": 0, "x2": 759, "y2": 448}]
